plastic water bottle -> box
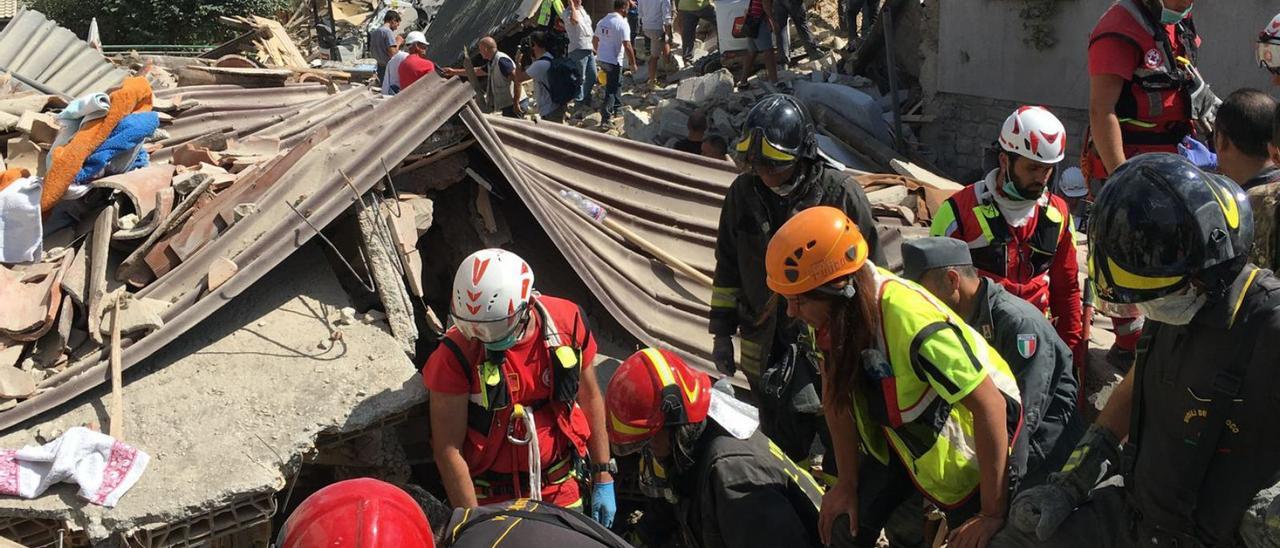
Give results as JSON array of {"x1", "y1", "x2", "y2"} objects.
[{"x1": 560, "y1": 189, "x2": 607, "y2": 223}]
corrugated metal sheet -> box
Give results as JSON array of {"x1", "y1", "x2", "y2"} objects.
[
  {"x1": 153, "y1": 83, "x2": 381, "y2": 162},
  {"x1": 0, "y1": 74, "x2": 473, "y2": 432},
  {"x1": 0, "y1": 0, "x2": 17, "y2": 21},
  {"x1": 0, "y1": 9, "x2": 128, "y2": 97},
  {"x1": 477, "y1": 115, "x2": 728, "y2": 372}
]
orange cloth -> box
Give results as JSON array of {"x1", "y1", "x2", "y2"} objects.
[
  {"x1": 42, "y1": 77, "x2": 153, "y2": 213},
  {"x1": 0, "y1": 168, "x2": 31, "y2": 193}
]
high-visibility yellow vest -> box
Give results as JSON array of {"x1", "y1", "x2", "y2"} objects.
[{"x1": 850, "y1": 268, "x2": 1022, "y2": 508}]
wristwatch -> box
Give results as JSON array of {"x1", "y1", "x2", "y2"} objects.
[{"x1": 587, "y1": 458, "x2": 618, "y2": 475}]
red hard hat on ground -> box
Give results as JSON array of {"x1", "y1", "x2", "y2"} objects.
[
  {"x1": 605, "y1": 348, "x2": 711, "y2": 448},
  {"x1": 279, "y1": 478, "x2": 435, "y2": 548}
]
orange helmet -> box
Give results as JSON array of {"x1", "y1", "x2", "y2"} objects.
[
  {"x1": 765, "y1": 206, "x2": 870, "y2": 296},
  {"x1": 605, "y1": 348, "x2": 711, "y2": 450},
  {"x1": 278, "y1": 478, "x2": 435, "y2": 548}
]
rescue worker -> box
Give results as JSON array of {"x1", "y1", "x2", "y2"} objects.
[
  {"x1": 605, "y1": 348, "x2": 829, "y2": 548},
  {"x1": 1215, "y1": 89, "x2": 1279, "y2": 272},
  {"x1": 902, "y1": 237, "x2": 1084, "y2": 490},
  {"x1": 930, "y1": 106, "x2": 1084, "y2": 384},
  {"x1": 277, "y1": 478, "x2": 435, "y2": 548},
  {"x1": 440, "y1": 499, "x2": 632, "y2": 547},
  {"x1": 766, "y1": 206, "x2": 1024, "y2": 548},
  {"x1": 999, "y1": 153, "x2": 1280, "y2": 548},
  {"x1": 1258, "y1": 12, "x2": 1280, "y2": 87},
  {"x1": 711, "y1": 93, "x2": 880, "y2": 465},
  {"x1": 1085, "y1": 0, "x2": 1219, "y2": 366},
  {"x1": 424, "y1": 249, "x2": 617, "y2": 527}
]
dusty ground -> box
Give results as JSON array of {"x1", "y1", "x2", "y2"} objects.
[{"x1": 0, "y1": 245, "x2": 425, "y2": 541}]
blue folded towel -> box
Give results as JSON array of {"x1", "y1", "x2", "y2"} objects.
[{"x1": 73, "y1": 112, "x2": 160, "y2": 185}]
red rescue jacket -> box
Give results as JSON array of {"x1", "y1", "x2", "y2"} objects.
[
  {"x1": 932, "y1": 174, "x2": 1083, "y2": 355},
  {"x1": 1084, "y1": 0, "x2": 1201, "y2": 178},
  {"x1": 432, "y1": 295, "x2": 593, "y2": 503}
]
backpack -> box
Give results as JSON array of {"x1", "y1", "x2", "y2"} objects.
[
  {"x1": 442, "y1": 499, "x2": 629, "y2": 548},
  {"x1": 546, "y1": 54, "x2": 582, "y2": 105}
]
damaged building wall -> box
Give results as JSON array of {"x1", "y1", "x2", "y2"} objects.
[{"x1": 916, "y1": 0, "x2": 1277, "y2": 179}]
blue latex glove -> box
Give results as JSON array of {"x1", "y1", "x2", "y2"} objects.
[
  {"x1": 591, "y1": 481, "x2": 617, "y2": 528},
  {"x1": 1178, "y1": 136, "x2": 1218, "y2": 171}
]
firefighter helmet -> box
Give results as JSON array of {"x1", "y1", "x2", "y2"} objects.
[
  {"x1": 1089, "y1": 153, "x2": 1253, "y2": 304},
  {"x1": 734, "y1": 94, "x2": 817, "y2": 166},
  {"x1": 605, "y1": 348, "x2": 711, "y2": 452},
  {"x1": 278, "y1": 478, "x2": 434, "y2": 548}
]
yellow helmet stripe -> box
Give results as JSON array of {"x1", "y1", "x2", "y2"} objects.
[
  {"x1": 1207, "y1": 180, "x2": 1241, "y2": 230},
  {"x1": 1107, "y1": 257, "x2": 1184, "y2": 290},
  {"x1": 642, "y1": 348, "x2": 700, "y2": 404},
  {"x1": 610, "y1": 411, "x2": 653, "y2": 435},
  {"x1": 734, "y1": 133, "x2": 797, "y2": 162}
]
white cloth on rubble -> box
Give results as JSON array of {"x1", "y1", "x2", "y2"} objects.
[
  {"x1": 0, "y1": 426, "x2": 150, "y2": 507},
  {"x1": 0, "y1": 176, "x2": 44, "y2": 264}
]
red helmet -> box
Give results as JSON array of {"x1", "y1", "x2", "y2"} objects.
[
  {"x1": 279, "y1": 478, "x2": 435, "y2": 548},
  {"x1": 605, "y1": 348, "x2": 711, "y2": 449}
]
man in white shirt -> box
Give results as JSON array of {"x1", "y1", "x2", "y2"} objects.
[
  {"x1": 594, "y1": 0, "x2": 638, "y2": 121},
  {"x1": 382, "y1": 48, "x2": 410, "y2": 95},
  {"x1": 562, "y1": 0, "x2": 596, "y2": 106},
  {"x1": 636, "y1": 0, "x2": 673, "y2": 88}
]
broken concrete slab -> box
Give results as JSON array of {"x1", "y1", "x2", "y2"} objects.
[
  {"x1": 355, "y1": 198, "x2": 417, "y2": 356},
  {"x1": 0, "y1": 366, "x2": 36, "y2": 399},
  {"x1": 0, "y1": 247, "x2": 425, "y2": 542},
  {"x1": 675, "y1": 68, "x2": 735, "y2": 104},
  {"x1": 383, "y1": 199, "x2": 429, "y2": 299},
  {"x1": 654, "y1": 100, "x2": 693, "y2": 141},
  {"x1": 623, "y1": 108, "x2": 658, "y2": 145}
]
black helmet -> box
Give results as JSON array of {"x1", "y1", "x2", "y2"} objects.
[
  {"x1": 734, "y1": 94, "x2": 817, "y2": 166},
  {"x1": 1088, "y1": 153, "x2": 1253, "y2": 304}
]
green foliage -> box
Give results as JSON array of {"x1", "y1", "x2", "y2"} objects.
[
  {"x1": 1018, "y1": 0, "x2": 1060, "y2": 51},
  {"x1": 26, "y1": 0, "x2": 291, "y2": 45}
]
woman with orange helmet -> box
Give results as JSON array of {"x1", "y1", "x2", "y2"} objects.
[
  {"x1": 604, "y1": 348, "x2": 828, "y2": 548},
  {"x1": 766, "y1": 206, "x2": 1024, "y2": 548}
]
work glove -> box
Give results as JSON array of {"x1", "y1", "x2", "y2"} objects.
[
  {"x1": 591, "y1": 481, "x2": 617, "y2": 528},
  {"x1": 1178, "y1": 136, "x2": 1218, "y2": 172},
  {"x1": 1009, "y1": 424, "x2": 1121, "y2": 541},
  {"x1": 1241, "y1": 480, "x2": 1280, "y2": 548},
  {"x1": 712, "y1": 336, "x2": 736, "y2": 377}
]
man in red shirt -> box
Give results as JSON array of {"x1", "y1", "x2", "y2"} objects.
[
  {"x1": 931, "y1": 106, "x2": 1084, "y2": 377},
  {"x1": 424, "y1": 249, "x2": 616, "y2": 527},
  {"x1": 398, "y1": 31, "x2": 437, "y2": 90},
  {"x1": 1084, "y1": 0, "x2": 1209, "y2": 363}
]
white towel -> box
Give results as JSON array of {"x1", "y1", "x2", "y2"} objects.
[
  {"x1": 0, "y1": 426, "x2": 150, "y2": 507},
  {"x1": 0, "y1": 176, "x2": 44, "y2": 264}
]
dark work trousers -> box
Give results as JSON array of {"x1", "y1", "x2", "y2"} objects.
[
  {"x1": 773, "y1": 0, "x2": 820, "y2": 62},
  {"x1": 854, "y1": 457, "x2": 983, "y2": 548},
  {"x1": 599, "y1": 61, "x2": 622, "y2": 119},
  {"x1": 846, "y1": 0, "x2": 880, "y2": 41},
  {"x1": 678, "y1": 6, "x2": 717, "y2": 59}
]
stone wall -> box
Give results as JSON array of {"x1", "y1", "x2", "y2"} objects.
[{"x1": 919, "y1": 93, "x2": 1089, "y2": 181}]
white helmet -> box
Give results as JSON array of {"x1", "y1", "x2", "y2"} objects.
[
  {"x1": 1258, "y1": 12, "x2": 1280, "y2": 72},
  {"x1": 998, "y1": 106, "x2": 1066, "y2": 164},
  {"x1": 450, "y1": 249, "x2": 535, "y2": 344}
]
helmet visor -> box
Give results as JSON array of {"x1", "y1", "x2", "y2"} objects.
[
  {"x1": 451, "y1": 309, "x2": 526, "y2": 344},
  {"x1": 1258, "y1": 41, "x2": 1280, "y2": 73}
]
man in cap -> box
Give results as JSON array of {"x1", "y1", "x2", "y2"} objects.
[
  {"x1": 1215, "y1": 89, "x2": 1280, "y2": 272},
  {"x1": 398, "y1": 32, "x2": 438, "y2": 90},
  {"x1": 903, "y1": 237, "x2": 1084, "y2": 492}
]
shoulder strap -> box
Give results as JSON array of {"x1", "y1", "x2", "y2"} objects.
[{"x1": 439, "y1": 336, "x2": 500, "y2": 434}]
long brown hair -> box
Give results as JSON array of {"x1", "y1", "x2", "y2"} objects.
[{"x1": 823, "y1": 265, "x2": 881, "y2": 412}]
